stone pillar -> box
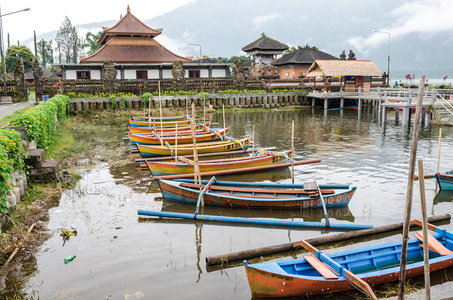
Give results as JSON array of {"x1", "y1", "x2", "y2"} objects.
[{"x1": 14, "y1": 58, "x2": 26, "y2": 101}]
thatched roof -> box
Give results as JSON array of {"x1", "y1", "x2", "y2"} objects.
[
  {"x1": 305, "y1": 60, "x2": 382, "y2": 77},
  {"x1": 272, "y1": 48, "x2": 338, "y2": 66},
  {"x1": 242, "y1": 34, "x2": 288, "y2": 53}
]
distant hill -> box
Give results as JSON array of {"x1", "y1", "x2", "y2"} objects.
[{"x1": 23, "y1": 0, "x2": 451, "y2": 79}]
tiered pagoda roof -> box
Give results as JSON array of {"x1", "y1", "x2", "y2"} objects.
[
  {"x1": 242, "y1": 34, "x2": 289, "y2": 55},
  {"x1": 80, "y1": 5, "x2": 189, "y2": 64}
]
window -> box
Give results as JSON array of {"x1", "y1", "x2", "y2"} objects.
[
  {"x1": 77, "y1": 71, "x2": 91, "y2": 80},
  {"x1": 284, "y1": 72, "x2": 289, "y2": 78},
  {"x1": 136, "y1": 70, "x2": 148, "y2": 79},
  {"x1": 189, "y1": 70, "x2": 200, "y2": 78}
]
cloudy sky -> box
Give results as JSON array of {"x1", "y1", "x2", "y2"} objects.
[
  {"x1": 1, "y1": 0, "x2": 452, "y2": 79},
  {"x1": 0, "y1": 0, "x2": 194, "y2": 43}
]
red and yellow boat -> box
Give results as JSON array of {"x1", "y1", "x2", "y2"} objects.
[
  {"x1": 128, "y1": 127, "x2": 230, "y2": 145},
  {"x1": 145, "y1": 150, "x2": 293, "y2": 176},
  {"x1": 136, "y1": 137, "x2": 251, "y2": 158},
  {"x1": 127, "y1": 121, "x2": 211, "y2": 134},
  {"x1": 129, "y1": 117, "x2": 203, "y2": 128}
]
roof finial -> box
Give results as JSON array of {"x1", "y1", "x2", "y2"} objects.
[
  {"x1": 120, "y1": 13, "x2": 122, "y2": 19},
  {"x1": 127, "y1": 5, "x2": 130, "y2": 13}
]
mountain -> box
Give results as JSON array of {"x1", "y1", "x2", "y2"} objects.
[{"x1": 23, "y1": 0, "x2": 452, "y2": 79}]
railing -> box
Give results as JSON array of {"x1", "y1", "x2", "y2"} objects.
[{"x1": 435, "y1": 92, "x2": 453, "y2": 117}]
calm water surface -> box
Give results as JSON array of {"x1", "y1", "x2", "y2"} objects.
[{"x1": 5, "y1": 108, "x2": 453, "y2": 299}]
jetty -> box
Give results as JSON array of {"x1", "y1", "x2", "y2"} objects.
[{"x1": 308, "y1": 87, "x2": 453, "y2": 126}]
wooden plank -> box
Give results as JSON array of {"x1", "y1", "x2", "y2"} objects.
[
  {"x1": 415, "y1": 230, "x2": 453, "y2": 256},
  {"x1": 304, "y1": 255, "x2": 338, "y2": 279},
  {"x1": 303, "y1": 181, "x2": 317, "y2": 192}
]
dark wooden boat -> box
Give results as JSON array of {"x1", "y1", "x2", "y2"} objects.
[
  {"x1": 436, "y1": 171, "x2": 453, "y2": 190},
  {"x1": 157, "y1": 178, "x2": 356, "y2": 209},
  {"x1": 244, "y1": 221, "x2": 453, "y2": 298}
]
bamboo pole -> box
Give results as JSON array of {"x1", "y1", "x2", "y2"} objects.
[
  {"x1": 418, "y1": 159, "x2": 431, "y2": 299},
  {"x1": 158, "y1": 81, "x2": 163, "y2": 139},
  {"x1": 175, "y1": 124, "x2": 178, "y2": 161},
  {"x1": 252, "y1": 124, "x2": 255, "y2": 153},
  {"x1": 291, "y1": 120, "x2": 295, "y2": 184},
  {"x1": 222, "y1": 103, "x2": 226, "y2": 130},
  {"x1": 398, "y1": 75, "x2": 425, "y2": 299},
  {"x1": 191, "y1": 103, "x2": 203, "y2": 206},
  {"x1": 148, "y1": 96, "x2": 151, "y2": 128},
  {"x1": 437, "y1": 127, "x2": 442, "y2": 173},
  {"x1": 205, "y1": 214, "x2": 451, "y2": 266}
]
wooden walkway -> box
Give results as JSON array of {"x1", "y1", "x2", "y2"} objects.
[{"x1": 307, "y1": 88, "x2": 453, "y2": 126}]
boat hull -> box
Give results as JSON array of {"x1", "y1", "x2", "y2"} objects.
[
  {"x1": 129, "y1": 117, "x2": 203, "y2": 128},
  {"x1": 157, "y1": 179, "x2": 356, "y2": 209},
  {"x1": 128, "y1": 127, "x2": 230, "y2": 145},
  {"x1": 127, "y1": 122, "x2": 210, "y2": 134},
  {"x1": 245, "y1": 234, "x2": 453, "y2": 298},
  {"x1": 136, "y1": 137, "x2": 251, "y2": 157},
  {"x1": 146, "y1": 151, "x2": 292, "y2": 176},
  {"x1": 436, "y1": 172, "x2": 453, "y2": 190}
]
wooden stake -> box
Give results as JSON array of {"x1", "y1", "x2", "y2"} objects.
[
  {"x1": 418, "y1": 159, "x2": 431, "y2": 299},
  {"x1": 291, "y1": 120, "x2": 295, "y2": 184},
  {"x1": 437, "y1": 127, "x2": 442, "y2": 173},
  {"x1": 398, "y1": 75, "x2": 425, "y2": 299}
]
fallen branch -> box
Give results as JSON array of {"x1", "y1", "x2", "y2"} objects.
[{"x1": 4, "y1": 223, "x2": 36, "y2": 267}]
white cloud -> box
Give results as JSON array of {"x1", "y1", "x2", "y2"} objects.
[
  {"x1": 348, "y1": 0, "x2": 453, "y2": 52},
  {"x1": 251, "y1": 13, "x2": 281, "y2": 29}
]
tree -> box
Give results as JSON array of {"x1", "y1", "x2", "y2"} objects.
[
  {"x1": 209, "y1": 55, "x2": 251, "y2": 64},
  {"x1": 5, "y1": 45, "x2": 34, "y2": 73},
  {"x1": 55, "y1": 16, "x2": 83, "y2": 63},
  {"x1": 83, "y1": 31, "x2": 103, "y2": 56},
  {"x1": 283, "y1": 44, "x2": 319, "y2": 56},
  {"x1": 34, "y1": 30, "x2": 37, "y2": 57},
  {"x1": 37, "y1": 39, "x2": 54, "y2": 68}
]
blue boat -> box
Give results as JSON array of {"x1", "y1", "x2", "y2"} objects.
[
  {"x1": 436, "y1": 170, "x2": 453, "y2": 190},
  {"x1": 244, "y1": 221, "x2": 453, "y2": 298}
]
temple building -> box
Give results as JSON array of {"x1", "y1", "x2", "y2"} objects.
[
  {"x1": 242, "y1": 34, "x2": 288, "y2": 78},
  {"x1": 54, "y1": 6, "x2": 230, "y2": 80},
  {"x1": 271, "y1": 45, "x2": 338, "y2": 79}
]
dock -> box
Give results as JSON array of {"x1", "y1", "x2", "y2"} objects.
[{"x1": 308, "y1": 88, "x2": 453, "y2": 126}]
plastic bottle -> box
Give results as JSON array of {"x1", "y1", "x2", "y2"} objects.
[{"x1": 64, "y1": 255, "x2": 76, "y2": 264}]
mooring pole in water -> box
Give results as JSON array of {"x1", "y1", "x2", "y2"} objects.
[
  {"x1": 147, "y1": 96, "x2": 151, "y2": 128},
  {"x1": 418, "y1": 159, "x2": 431, "y2": 299},
  {"x1": 398, "y1": 75, "x2": 425, "y2": 300},
  {"x1": 437, "y1": 127, "x2": 442, "y2": 173}
]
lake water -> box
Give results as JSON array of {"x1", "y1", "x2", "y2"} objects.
[{"x1": 4, "y1": 107, "x2": 453, "y2": 299}]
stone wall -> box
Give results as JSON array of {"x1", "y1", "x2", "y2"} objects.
[{"x1": 69, "y1": 92, "x2": 309, "y2": 113}]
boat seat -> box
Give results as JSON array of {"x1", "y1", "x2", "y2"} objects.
[
  {"x1": 414, "y1": 231, "x2": 453, "y2": 256},
  {"x1": 304, "y1": 255, "x2": 338, "y2": 279},
  {"x1": 303, "y1": 181, "x2": 320, "y2": 197}
]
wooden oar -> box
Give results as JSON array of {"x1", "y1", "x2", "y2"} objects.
[
  {"x1": 296, "y1": 240, "x2": 377, "y2": 300},
  {"x1": 315, "y1": 179, "x2": 330, "y2": 228}
]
